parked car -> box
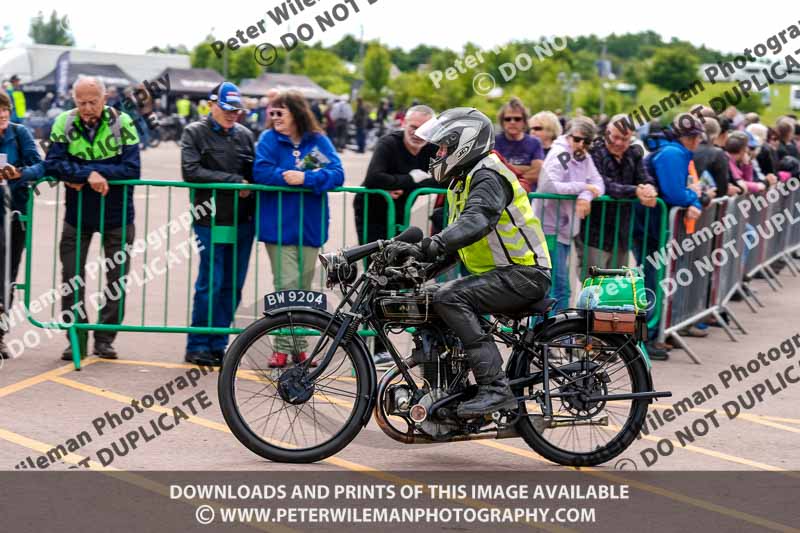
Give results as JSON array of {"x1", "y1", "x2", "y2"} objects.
[{"x1": 790, "y1": 84, "x2": 800, "y2": 110}]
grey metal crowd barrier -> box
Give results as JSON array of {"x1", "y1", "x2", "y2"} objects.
[
  {"x1": 660, "y1": 182, "x2": 800, "y2": 364},
  {"x1": 709, "y1": 196, "x2": 750, "y2": 333},
  {"x1": 744, "y1": 182, "x2": 800, "y2": 289},
  {"x1": 1, "y1": 181, "x2": 11, "y2": 316},
  {"x1": 659, "y1": 199, "x2": 725, "y2": 363}
]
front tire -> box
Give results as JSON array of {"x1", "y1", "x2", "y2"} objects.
[
  {"x1": 219, "y1": 311, "x2": 373, "y2": 463},
  {"x1": 511, "y1": 320, "x2": 650, "y2": 467}
]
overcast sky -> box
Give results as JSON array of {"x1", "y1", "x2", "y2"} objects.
[{"x1": 4, "y1": 0, "x2": 790, "y2": 56}]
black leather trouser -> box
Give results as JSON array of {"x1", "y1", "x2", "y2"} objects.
[{"x1": 432, "y1": 265, "x2": 551, "y2": 384}]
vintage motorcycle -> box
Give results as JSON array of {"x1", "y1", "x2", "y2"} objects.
[{"x1": 218, "y1": 227, "x2": 671, "y2": 466}]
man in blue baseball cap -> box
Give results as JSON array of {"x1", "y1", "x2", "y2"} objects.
[
  {"x1": 181, "y1": 81, "x2": 256, "y2": 366},
  {"x1": 210, "y1": 82, "x2": 246, "y2": 114}
]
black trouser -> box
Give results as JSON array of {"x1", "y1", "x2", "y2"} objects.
[
  {"x1": 335, "y1": 119, "x2": 349, "y2": 150},
  {"x1": 59, "y1": 223, "x2": 135, "y2": 344},
  {"x1": 432, "y1": 265, "x2": 551, "y2": 383},
  {"x1": 0, "y1": 218, "x2": 26, "y2": 333}
]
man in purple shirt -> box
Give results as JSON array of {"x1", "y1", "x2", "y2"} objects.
[{"x1": 495, "y1": 98, "x2": 543, "y2": 191}]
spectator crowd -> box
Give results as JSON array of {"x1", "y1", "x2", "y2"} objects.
[{"x1": 3, "y1": 72, "x2": 800, "y2": 365}]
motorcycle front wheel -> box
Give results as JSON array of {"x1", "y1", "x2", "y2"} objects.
[{"x1": 219, "y1": 311, "x2": 372, "y2": 463}]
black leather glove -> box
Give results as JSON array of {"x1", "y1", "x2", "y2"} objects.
[
  {"x1": 385, "y1": 241, "x2": 425, "y2": 265},
  {"x1": 420, "y1": 237, "x2": 443, "y2": 261}
]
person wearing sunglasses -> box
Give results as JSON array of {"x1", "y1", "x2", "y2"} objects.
[
  {"x1": 533, "y1": 116, "x2": 605, "y2": 312},
  {"x1": 181, "y1": 82, "x2": 256, "y2": 367},
  {"x1": 528, "y1": 111, "x2": 562, "y2": 158},
  {"x1": 494, "y1": 98, "x2": 543, "y2": 192},
  {"x1": 581, "y1": 115, "x2": 658, "y2": 279},
  {"x1": 253, "y1": 91, "x2": 344, "y2": 368}
]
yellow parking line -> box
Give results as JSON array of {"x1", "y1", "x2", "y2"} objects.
[
  {"x1": 0, "y1": 426, "x2": 293, "y2": 533},
  {"x1": 0, "y1": 426, "x2": 112, "y2": 470},
  {"x1": 92, "y1": 358, "x2": 357, "y2": 383},
  {"x1": 608, "y1": 423, "x2": 788, "y2": 472},
  {"x1": 92, "y1": 359, "x2": 219, "y2": 371},
  {"x1": 55, "y1": 369, "x2": 776, "y2": 474},
  {"x1": 736, "y1": 415, "x2": 800, "y2": 434},
  {"x1": 50, "y1": 376, "x2": 231, "y2": 433},
  {"x1": 50, "y1": 375, "x2": 369, "y2": 471},
  {"x1": 46, "y1": 375, "x2": 569, "y2": 532},
  {"x1": 100, "y1": 359, "x2": 787, "y2": 471},
  {"x1": 475, "y1": 440, "x2": 799, "y2": 533},
  {"x1": 652, "y1": 403, "x2": 800, "y2": 432},
  {"x1": 14, "y1": 360, "x2": 796, "y2": 530},
  {"x1": 752, "y1": 414, "x2": 800, "y2": 425},
  {"x1": 37, "y1": 369, "x2": 796, "y2": 530},
  {"x1": 0, "y1": 359, "x2": 98, "y2": 399},
  {"x1": 64, "y1": 367, "x2": 777, "y2": 474},
  {"x1": 653, "y1": 439, "x2": 785, "y2": 471}
]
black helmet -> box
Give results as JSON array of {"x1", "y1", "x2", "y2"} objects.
[{"x1": 415, "y1": 107, "x2": 494, "y2": 182}]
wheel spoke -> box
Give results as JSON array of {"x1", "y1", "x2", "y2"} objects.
[
  {"x1": 224, "y1": 318, "x2": 365, "y2": 455},
  {"x1": 520, "y1": 331, "x2": 643, "y2": 460}
]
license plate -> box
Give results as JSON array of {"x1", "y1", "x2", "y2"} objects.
[{"x1": 264, "y1": 290, "x2": 327, "y2": 312}]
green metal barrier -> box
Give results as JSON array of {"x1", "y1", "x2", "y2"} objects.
[
  {"x1": 401, "y1": 187, "x2": 668, "y2": 331},
  {"x1": 20, "y1": 178, "x2": 396, "y2": 369}
]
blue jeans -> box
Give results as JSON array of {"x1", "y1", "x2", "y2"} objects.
[
  {"x1": 633, "y1": 202, "x2": 668, "y2": 340},
  {"x1": 135, "y1": 117, "x2": 150, "y2": 150},
  {"x1": 549, "y1": 242, "x2": 571, "y2": 311},
  {"x1": 742, "y1": 223, "x2": 756, "y2": 268},
  {"x1": 356, "y1": 128, "x2": 366, "y2": 153},
  {"x1": 187, "y1": 222, "x2": 255, "y2": 353}
]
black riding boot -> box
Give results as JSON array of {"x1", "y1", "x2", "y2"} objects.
[{"x1": 456, "y1": 343, "x2": 517, "y2": 418}]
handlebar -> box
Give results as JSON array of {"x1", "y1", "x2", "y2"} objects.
[
  {"x1": 587, "y1": 266, "x2": 630, "y2": 277},
  {"x1": 340, "y1": 226, "x2": 423, "y2": 265},
  {"x1": 341, "y1": 241, "x2": 383, "y2": 264}
]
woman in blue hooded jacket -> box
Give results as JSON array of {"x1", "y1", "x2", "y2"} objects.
[
  {"x1": 0, "y1": 92, "x2": 45, "y2": 358},
  {"x1": 252, "y1": 91, "x2": 344, "y2": 368}
]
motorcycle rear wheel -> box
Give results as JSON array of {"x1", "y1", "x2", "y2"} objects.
[{"x1": 512, "y1": 320, "x2": 649, "y2": 467}]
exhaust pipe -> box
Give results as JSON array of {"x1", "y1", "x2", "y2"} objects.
[{"x1": 374, "y1": 365, "x2": 520, "y2": 444}]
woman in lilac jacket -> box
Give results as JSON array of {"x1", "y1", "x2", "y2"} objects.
[{"x1": 532, "y1": 117, "x2": 605, "y2": 311}]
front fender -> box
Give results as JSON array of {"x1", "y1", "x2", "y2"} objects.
[
  {"x1": 505, "y1": 310, "x2": 654, "y2": 392},
  {"x1": 262, "y1": 305, "x2": 378, "y2": 427}
]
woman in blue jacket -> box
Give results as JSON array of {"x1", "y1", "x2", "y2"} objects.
[
  {"x1": 0, "y1": 91, "x2": 45, "y2": 359},
  {"x1": 253, "y1": 91, "x2": 344, "y2": 368}
]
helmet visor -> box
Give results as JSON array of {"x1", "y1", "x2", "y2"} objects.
[{"x1": 414, "y1": 115, "x2": 449, "y2": 144}]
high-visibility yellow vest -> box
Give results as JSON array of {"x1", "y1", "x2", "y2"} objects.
[
  {"x1": 50, "y1": 107, "x2": 139, "y2": 160},
  {"x1": 447, "y1": 153, "x2": 551, "y2": 274},
  {"x1": 11, "y1": 89, "x2": 26, "y2": 119},
  {"x1": 197, "y1": 102, "x2": 210, "y2": 116},
  {"x1": 176, "y1": 98, "x2": 191, "y2": 117}
]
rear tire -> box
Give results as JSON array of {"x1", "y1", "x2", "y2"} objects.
[
  {"x1": 512, "y1": 320, "x2": 649, "y2": 467},
  {"x1": 219, "y1": 311, "x2": 373, "y2": 463}
]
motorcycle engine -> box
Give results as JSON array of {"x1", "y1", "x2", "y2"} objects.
[{"x1": 409, "y1": 330, "x2": 467, "y2": 439}]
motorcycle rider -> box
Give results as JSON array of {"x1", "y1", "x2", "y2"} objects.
[{"x1": 386, "y1": 107, "x2": 552, "y2": 418}]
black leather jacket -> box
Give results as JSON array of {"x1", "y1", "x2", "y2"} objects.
[
  {"x1": 180, "y1": 117, "x2": 255, "y2": 226},
  {"x1": 429, "y1": 167, "x2": 512, "y2": 257}
]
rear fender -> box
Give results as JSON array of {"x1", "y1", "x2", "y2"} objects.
[{"x1": 506, "y1": 311, "x2": 654, "y2": 392}]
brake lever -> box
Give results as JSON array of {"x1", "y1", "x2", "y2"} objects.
[{"x1": 384, "y1": 267, "x2": 405, "y2": 278}]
